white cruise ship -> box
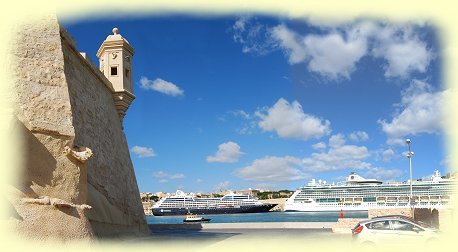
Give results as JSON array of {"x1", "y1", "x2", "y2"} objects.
[
  {"x1": 284, "y1": 170, "x2": 455, "y2": 213},
  {"x1": 152, "y1": 190, "x2": 277, "y2": 216}
]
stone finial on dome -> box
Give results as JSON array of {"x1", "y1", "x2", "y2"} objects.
[{"x1": 112, "y1": 27, "x2": 119, "y2": 35}]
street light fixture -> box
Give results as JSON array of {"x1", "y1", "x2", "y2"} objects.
[{"x1": 406, "y1": 138, "x2": 414, "y2": 219}]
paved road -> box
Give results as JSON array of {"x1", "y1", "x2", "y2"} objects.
[{"x1": 127, "y1": 228, "x2": 353, "y2": 251}]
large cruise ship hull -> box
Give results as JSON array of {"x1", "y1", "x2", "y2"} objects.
[
  {"x1": 284, "y1": 170, "x2": 454, "y2": 213},
  {"x1": 152, "y1": 204, "x2": 277, "y2": 216}
]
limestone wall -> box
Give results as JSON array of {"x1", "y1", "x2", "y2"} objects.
[
  {"x1": 61, "y1": 25, "x2": 148, "y2": 237},
  {"x1": 9, "y1": 15, "x2": 148, "y2": 239},
  {"x1": 368, "y1": 208, "x2": 413, "y2": 218},
  {"x1": 9, "y1": 16, "x2": 94, "y2": 241}
]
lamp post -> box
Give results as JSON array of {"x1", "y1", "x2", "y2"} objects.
[{"x1": 406, "y1": 139, "x2": 414, "y2": 219}]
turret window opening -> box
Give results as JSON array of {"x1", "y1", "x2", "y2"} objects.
[{"x1": 111, "y1": 66, "x2": 118, "y2": 76}]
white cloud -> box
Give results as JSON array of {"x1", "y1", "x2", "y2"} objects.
[
  {"x1": 349, "y1": 131, "x2": 369, "y2": 142},
  {"x1": 153, "y1": 171, "x2": 168, "y2": 178},
  {"x1": 271, "y1": 25, "x2": 367, "y2": 79},
  {"x1": 232, "y1": 16, "x2": 276, "y2": 55},
  {"x1": 382, "y1": 149, "x2": 395, "y2": 162},
  {"x1": 363, "y1": 167, "x2": 404, "y2": 181},
  {"x1": 312, "y1": 142, "x2": 327, "y2": 150},
  {"x1": 139, "y1": 76, "x2": 184, "y2": 97},
  {"x1": 153, "y1": 171, "x2": 185, "y2": 182},
  {"x1": 234, "y1": 134, "x2": 405, "y2": 183},
  {"x1": 230, "y1": 110, "x2": 251, "y2": 119},
  {"x1": 270, "y1": 24, "x2": 308, "y2": 64},
  {"x1": 169, "y1": 173, "x2": 185, "y2": 179},
  {"x1": 370, "y1": 25, "x2": 433, "y2": 78},
  {"x1": 329, "y1": 134, "x2": 345, "y2": 148},
  {"x1": 236, "y1": 120, "x2": 258, "y2": 135},
  {"x1": 227, "y1": 110, "x2": 258, "y2": 135},
  {"x1": 235, "y1": 156, "x2": 308, "y2": 181},
  {"x1": 303, "y1": 33, "x2": 367, "y2": 79},
  {"x1": 378, "y1": 80, "x2": 447, "y2": 145},
  {"x1": 256, "y1": 98, "x2": 331, "y2": 140},
  {"x1": 207, "y1": 141, "x2": 244, "y2": 163},
  {"x1": 302, "y1": 134, "x2": 370, "y2": 172},
  {"x1": 130, "y1": 145, "x2": 156, "y2": 158},
  {"x1": 233, "y1": 20, "x2": 433, "y2": 80}
]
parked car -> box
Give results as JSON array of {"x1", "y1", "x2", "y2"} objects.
[{"x1": 352, "y1": 216, "x2": 440, "y2": 248}]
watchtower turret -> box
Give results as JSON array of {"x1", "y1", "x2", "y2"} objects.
[{"x1": 97, "y1": 27, "x2": 135, "y2": 122}]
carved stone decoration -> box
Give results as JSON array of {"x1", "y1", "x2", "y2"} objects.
[
  {"x1": 111, "y1": 52, "x2": 118, "y2": 59},
  {"x1": 113, "y1": 90, "x2": 135, "y2": 123},
  {"x1": 63, "y1": 145, "x2": 93, "y2": 163},
  {"x1": 21, "y1": 196, "x2": 92, "y2": 210}
]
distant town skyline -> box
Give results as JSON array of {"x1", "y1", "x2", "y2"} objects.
[{"x1": 62, "y1": 14, "x2": 448, "y2": 193}]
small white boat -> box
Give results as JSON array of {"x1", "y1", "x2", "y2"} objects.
[{"x1": 183, "y1": 213, "x2": 211, "y2": 223}]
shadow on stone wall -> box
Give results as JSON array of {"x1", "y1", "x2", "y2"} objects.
[{"x1": 14, "y1": 117, "x2": 56, "y2": 198}]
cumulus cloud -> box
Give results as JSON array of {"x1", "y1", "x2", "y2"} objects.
[
  {"x1": 363, "y1": 167, "x2": 403, "y2": 181},
  {"x1": 256, "y1": 98, "x2": 331, "y2": 140},
  {"x1": 270, "y1": 24, "x2": 308, "y2": 64},
  {"x1": 378, "y1": 80, "x2": 447, "y2": 145},
  {"x1": 234, "y1": 134, "x2": 405, "y2": 182},
  {"x1": 381, "y1": 149, "x2": 395, "y2": 162},
  {"x1": 207, "y1": 141, "x2": 244, "y2": 163},
  {"x1": 130, "y1": 145, "x2": 156, "y2": 158},
  {"x1": 153, "y1": 171, "x2": 185, "y2": 182},
  {"x1": 312, "y1": 142, "x2": 327, "y2": 150},
  {"x1": 232, "y1": 19, "x2": 434, "y2": 80},
  {"x1": 302, "y1": 134, "x2": 370, "y2": 172},
  {"x1": 349, "y1": 131, "x2": 369, "y2": 142},
  {"x1": 329, "y1": 134, "x2": 346, "y2": 148},
  {"x1": 370, "y1": 25, "x2": 433, "y2": 78},
  {"x1": 235, "y1": 156, "x2": 307, "y2": 181},
  {"x1": 270, "y1": 25, "x2": 367, "y2": 79},
  {"x1": 139, "y1": 76, "x2": 184, "y2": 96}
]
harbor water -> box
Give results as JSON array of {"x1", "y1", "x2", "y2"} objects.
[{"x1": 147, "y1": 211, "x2": 368, "y2": 224}]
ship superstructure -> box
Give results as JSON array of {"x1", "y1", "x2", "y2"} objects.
[
  {"x1": 285, "y1": 170, "x2": 455, "y2": 212},
  {"x1": 152, "y1": 190, "x2": 277, "y2": 216}
]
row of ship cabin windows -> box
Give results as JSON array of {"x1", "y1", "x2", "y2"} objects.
[{"x1": 297, "y1": 190, "x2": 449, "y2": 197}]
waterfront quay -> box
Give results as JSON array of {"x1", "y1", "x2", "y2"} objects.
[
  {"x1": 136, "y1": 222, "x2": 351, "y2": 251},
  {"x1": 149, "y1": 221, "x2": 334, "y2": 230}
]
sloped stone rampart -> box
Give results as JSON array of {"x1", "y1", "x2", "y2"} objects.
[
  {"x1": 9, "y1": 15, "x2": 148, "y2": 239},
  {"x1": 61, "y1": 25, "x2": 148, "y2": 236}
]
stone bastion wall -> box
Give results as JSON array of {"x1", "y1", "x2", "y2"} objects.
[{"x1": 8, "y1": 15, "x2": 149, "y2": 240}]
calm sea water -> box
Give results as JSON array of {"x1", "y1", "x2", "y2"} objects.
[{"x1": 146, "y1": 211, "x2": 368, "y2": 224}]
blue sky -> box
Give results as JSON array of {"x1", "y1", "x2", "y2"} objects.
[{"x1": 61, "y1": 14, "x2": 449, "y2": 194}]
